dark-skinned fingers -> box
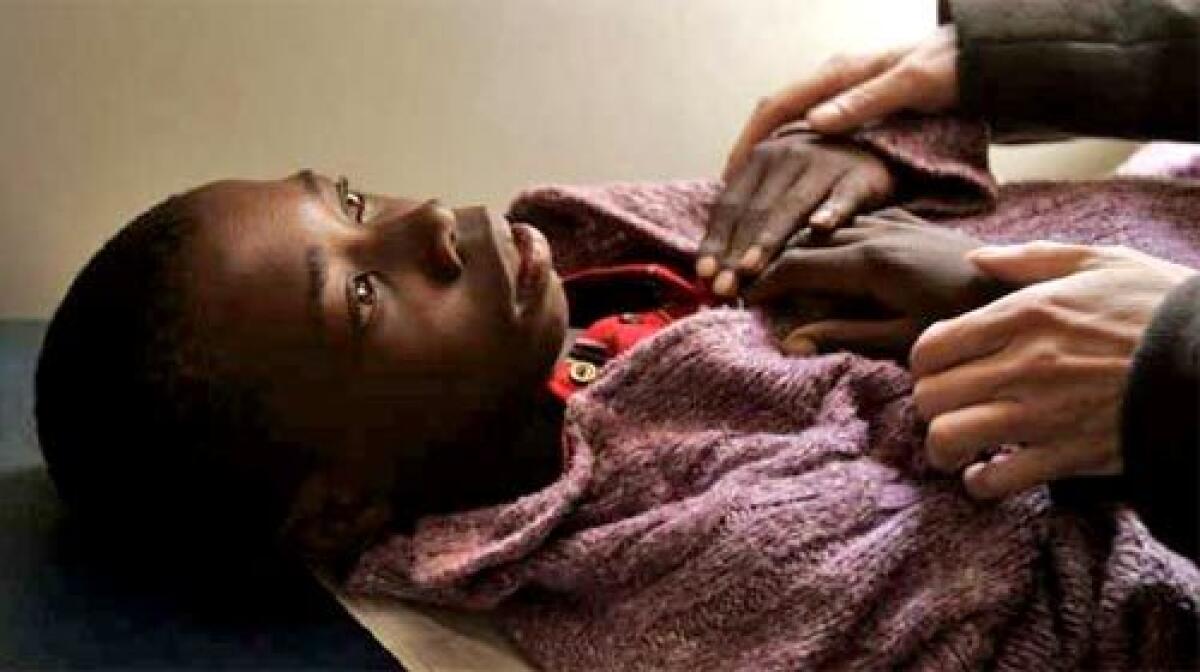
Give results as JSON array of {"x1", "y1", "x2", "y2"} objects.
[
  {"x1": 810, "y1": 171, "x2": 890, "y2": 231},
  {"x1": 783, "y1": 317, "x2": 920, "y2": 356},
  {"x1": 779, "y1": 333, "x2": 818, "y2": 356},
  {"x1": 924, "y1": 400, "x2": 1041, "y2": 473},
  {"x1": 725, "y1": 97, "x2": 786, "y2": 182},
  {"x1": 779, "y1": 226, "x2": 868, "y2": 258},
  {"x1": 960, "y1": 442, "x2": 1082, "y2": 500},
  {"x1": 801, "y1": 226, "x2": 874, "y2": 248},
  {"x1": 699, "y1": 154, "x2": 767, "y2": 280},
  {"x1": 723, "y1": 157, "x2": 808, "y2": 279},
  {"x1": 736, "y1": 168, "x2": 843, "y2": 277},
  {"x1": 859, "y1": 207, "x2": 928, "y2": 226},
  {"x1": 742, "y1": 245, "x2": 869, "y2": 305}
]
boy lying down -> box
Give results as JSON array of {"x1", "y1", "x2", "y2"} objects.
[{"x1": 36, "y1": 116, "x2": 1199, "y2": 670}]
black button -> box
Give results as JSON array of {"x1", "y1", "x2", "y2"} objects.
[{"x1": 570, "y1": 337, "x2": 609, "y2": 365}]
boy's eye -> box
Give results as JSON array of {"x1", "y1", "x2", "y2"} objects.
[
  {"x1": 335, "y1": 175, "x2": 367, "y2": 224},
  {"x1": 347, "y1": 273, "x2": 378, "y2": 332}
]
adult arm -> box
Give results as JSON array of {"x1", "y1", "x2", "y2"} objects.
[
  {"x1": 1120, "y1": 275, "x2": 1200, "y2": 561},
  {"x1": 725, "y1": 0, "x2": 1199, "y2": 176},
  {"x1": 949, "y1": 0, "x2": 1200, "y2": 141}
]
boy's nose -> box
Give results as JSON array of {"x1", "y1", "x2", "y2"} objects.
[{"x1": 373, "y1": 200, "x2": 463, "y2": 282}]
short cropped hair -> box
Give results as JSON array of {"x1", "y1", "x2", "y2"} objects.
[{"x1": 35, "y1": 195, "x2": 308, "y2": 549}]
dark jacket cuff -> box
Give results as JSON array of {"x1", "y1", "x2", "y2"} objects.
[
  {"x1": 948, "y1": 0, "x2": 1199, "y2": 141},
  {"x1": 1120, "y1": 273, "x2": 1200, "y2": 563}
]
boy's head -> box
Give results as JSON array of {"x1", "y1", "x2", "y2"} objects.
[{"x1": 35, "y1": 172, "x2": 569, "y2": 557}]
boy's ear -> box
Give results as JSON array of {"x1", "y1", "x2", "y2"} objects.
[{"x1": 281, "y1": 469, "x2": 392, "y2": 561}]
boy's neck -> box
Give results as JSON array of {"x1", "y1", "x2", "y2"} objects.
[
  {"x1": 491, "y1": 387, "x2": 569, "y2": 497},
  {"x1": 394, "y1": 375, "x2": 568, "y2": 525}
]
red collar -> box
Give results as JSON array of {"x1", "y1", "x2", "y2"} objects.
[{"x1": 546, "y1": 263, "x2": 715, "y2": 403}]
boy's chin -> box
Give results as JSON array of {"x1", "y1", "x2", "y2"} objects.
[{"x1": 537, "y1": 275, "x2": 570, "y2": 358}]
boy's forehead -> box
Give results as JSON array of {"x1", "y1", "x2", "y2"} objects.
[
  {"x1": 185, "y1": 179, "x2": 320, "y2": 341},
  {"x1": 186, "y1": 178, "x2": 339, "y2": 264},
  {"x1": 190, "y1": 177, "x2": 313, "y2": 221}
]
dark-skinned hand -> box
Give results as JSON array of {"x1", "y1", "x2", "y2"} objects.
[
  {"x1": 744, "y1": 209, "x2": 1005, "y2": 358},
  {"x1": 699, "y1": 132, "x2": 897, "y2": 299}
]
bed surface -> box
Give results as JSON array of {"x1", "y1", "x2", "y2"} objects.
[
  {"x1": 328, "y1": 585, "x2": 534, "y2": 672},
  {"x1": 0, "y1": 320, "x2": 400, "y2": 670}
]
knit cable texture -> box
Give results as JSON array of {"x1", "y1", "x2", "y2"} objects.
[{"x1": 349, "y1": 117, "x2": 1200, "y2": 670}]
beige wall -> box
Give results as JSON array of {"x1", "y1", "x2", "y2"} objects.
[{"x1": 0, "y1": 0, "x2": 1133, "y2": 318}]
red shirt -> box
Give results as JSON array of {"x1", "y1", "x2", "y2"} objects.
[{"x1": 547, "y1": 263, "x2": 716, "y2": 403}]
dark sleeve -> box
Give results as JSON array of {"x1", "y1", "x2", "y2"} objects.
[
  {"x1": 1120, "y1": 274, "x2": 1200, "y2": 563},
  {"x1": 946, "y1": 0, "x2": 1199, "y2": 141}
]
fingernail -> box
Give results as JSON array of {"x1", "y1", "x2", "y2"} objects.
[
  {"x1": 782, "y1": 333, "x2": 817, "y2": 356},
  {"x1": 807, "y1": 104, "x2": 837, "y2": 129},
  {"x1": 696, "y1": 256, "x2": 718, "y2": 278},
  {"x1": 810, "y1": 207, "x2": 835, "y2": 228},
  {"x1": 739, "y1": 246, "x2": 763, "y2": 272},
  {"x1": 713, "y1": 270, "x2": 737, "y2": 297},
  {"x1": 963, "y1": 462, "x2": 990, "y2": 497},
  {"x1": 965, "y1": 246, "x2": 1001, "y2": 261}
]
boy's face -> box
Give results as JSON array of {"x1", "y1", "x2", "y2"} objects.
[{"x1": 182, "y1": 172, "x2": 568, "y2": 490}]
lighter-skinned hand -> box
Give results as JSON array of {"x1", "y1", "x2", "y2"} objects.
[
  {"x1": 910, "y1": 241, "x2": 1196, "y2": 500},
  {"x1": 724, "y1": 25, "x2": 960, "y2": 180}
]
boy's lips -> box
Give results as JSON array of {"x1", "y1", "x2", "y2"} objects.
[
  {"x1": 509, "y1": 223, "x2": 551, "y2": 312},
  {"x1": 451, "y1": 206, "x2": 552, "y2": 316}
]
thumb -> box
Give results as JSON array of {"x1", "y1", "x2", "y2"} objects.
[
  {"x1": 961, "y1": 444, "x2": 1072, "y2": 500},
  {"x1": 805, "y1": 66, "x2": 914, "y2": 134},
  {"x1": 785, "y1": 318, "x2": 920, "y2": 357},
  {"x1": 967, "y1": 241, "x2": 1097, "y2": 286}
]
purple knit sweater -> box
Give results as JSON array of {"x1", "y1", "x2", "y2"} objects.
[{"x1": 348, "y1": 120, "x2": 1200, "y2": 670}]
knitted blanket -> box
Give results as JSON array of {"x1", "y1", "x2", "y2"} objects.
[{"x1": 348, "y1": 119, "x2": 1200, "y2": 670}]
